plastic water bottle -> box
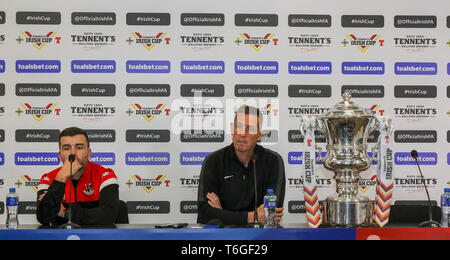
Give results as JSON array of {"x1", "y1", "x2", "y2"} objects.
[
  {"x1": 264, "y1": 189, "x2": 277, "y2": 228},
  {"x1": 441, "y1": 188, "x2": 450, "y2": 228},
  {"x1": 6, "y1": 188, "x2": 19, "y2": 230}
]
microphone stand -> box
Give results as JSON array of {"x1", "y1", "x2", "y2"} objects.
[
  {"x1": 247, "y1": 156, "x2": 264, "y2": 228},
  {"x1": 59, "y1": 155, "x2": 81, "y2": 229},
  {"x1": 412, "y1": 151, "x2": 440, "y2": 228}
]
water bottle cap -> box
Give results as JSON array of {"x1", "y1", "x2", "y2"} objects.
[
  {"x1": 445, "y1": 188, "x2": 450, "y2": 193},
  {"x1": 267, "y1": 189, "x2": 274, "y2": 193},
  {"x1": 9, "y1": 188, "x2": 15, "y2": 193}
]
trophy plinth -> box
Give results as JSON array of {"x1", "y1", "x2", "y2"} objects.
[{"x1": 323, "y1": 196, "x2": 374, "y2": 227}]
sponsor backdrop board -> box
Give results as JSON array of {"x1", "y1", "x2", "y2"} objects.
[{"x1": 0, "y1": 0, "x2": 449, "y2": 225}]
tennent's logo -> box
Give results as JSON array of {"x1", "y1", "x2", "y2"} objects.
[
  {"x1": 343, "y1": 34, "x2": 384, "y2": 53},
  {"x1": 128, "y1": 174, "x2": 170, "y2": 194},
  {"x1": 18, "y1": 31, "x2": 61, "y2": 50}
]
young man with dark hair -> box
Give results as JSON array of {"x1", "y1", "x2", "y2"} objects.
[
  {"x1": 197, "y1": 106, "x2": 286, "y2": 226},
  {"x1": 36, "y1": 127, "x2": 120, "y2": 226}
]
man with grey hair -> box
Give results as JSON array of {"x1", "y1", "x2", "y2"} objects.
[{"x1": 197, "y1": 105, "x2": 286, "y2": 226}]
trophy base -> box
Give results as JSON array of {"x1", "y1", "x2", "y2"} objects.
[{"x1": 323, "y1": 196, "x2": 374, "y2": 227}]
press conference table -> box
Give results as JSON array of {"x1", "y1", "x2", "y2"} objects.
[{"x1": 0, "y1": 224, "x2": 449, "y2": 240}]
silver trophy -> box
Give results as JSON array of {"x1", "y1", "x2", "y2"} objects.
[{"x1": 301, "y1": 93, "x2": 390, "y2": 227}]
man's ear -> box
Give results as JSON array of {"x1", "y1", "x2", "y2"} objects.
[{"x1": 256, "y1": 130, "x2": 263, "y2": 142}]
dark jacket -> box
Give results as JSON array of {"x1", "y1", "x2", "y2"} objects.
[{"x1": 197, "y1": 144, "x2": 286, "y2": 225}]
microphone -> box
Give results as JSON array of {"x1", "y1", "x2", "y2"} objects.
[
  {"x1": 410, "y1": 150, "x2": 440, "y2": 228},
  {"x1": 247, "y1": 154, "x2": 264, "y2": 228},
  {"x1": 59, "y1": 154, "x2": 81, "y2": 229}
]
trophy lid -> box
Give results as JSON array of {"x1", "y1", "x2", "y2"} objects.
[{"x1": 319, "y1": 92, "x2": 374, "y2": 119}]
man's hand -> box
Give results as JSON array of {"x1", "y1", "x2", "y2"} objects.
[
  {"x1": 55, "y1": 158, "x2": 83, "y2": 183},
  {"x1": 275, "y1": 208, "x2": 284, "y2": 224},
  {"x1": 38, "y1": 191, "x2": 66, "y2": 218},
  {"x1": 207, "y1": 192, "x2": 222, "y2": 209},
  {"x1": 248, "y1": 204, "x2": 265, "y2": 224}
]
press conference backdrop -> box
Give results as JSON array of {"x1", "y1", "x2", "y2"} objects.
[{"x1": 0, "y1": 0, "x2": 449, "y2": 225}]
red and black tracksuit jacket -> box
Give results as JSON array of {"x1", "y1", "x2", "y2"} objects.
[{"x1": 37, "y1": 162, "x2": 120, "y2": 226}]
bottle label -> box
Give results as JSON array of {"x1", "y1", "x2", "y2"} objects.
[
  {"x1": 6, "y1": 197, "x2": 18, "y2": 207},
  {"x1": 265, "y1": 199, "x2": 276, "y2": 208},
  {"x1": 443, "y1": 196, "x2": 450, "y2": 207}
]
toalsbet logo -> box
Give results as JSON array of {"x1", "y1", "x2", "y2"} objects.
[
  {"x1": 126, "y1": 60, "x2": 171, "y2": 74},
  {"x1": 181, "y1": 61, "x2": 225, "y2": 74},
  {"x1": 289, "y1": 62, "x2": 332, "y2": 74},
  {"x1": 235, "y1": 61, "x2": 279, "y2": 74},
  {"x1": 180, "y1": 152, "x2": 210, "y2": 165},
  {"x1": 15, "y1": 153, "x2": 60, "y2": 166},
  {"x1": 342, "y1": 62, "x2": 385, "y2": 75},
  {"x1": 16, "y1": 60, "x2": 61, "y2": 73},
  {"x1": 18, "y1": 31, "x2": 61, "y2": 50},
  {"x1": 127, "y1": 174, "x2": 170, "y2": 194},
  {"x1": 126, "y1": 153, "x2": 170, "y2": 166},
  {"x1": 89, "y1": 153, "x2": 115, "y2": 166},
  {"x1": 395, "y1": 152, "x2": 438, "y2": 166},
  {"x1": 395, "y1": 62, "x2": 437, "y2": 75},
  {"x1": 288, "y1": 152, "x2": 328, "y2": 165},
  {"x1": 71, "y1": 60, "x2": 116, "y2": 73},
  {"x1": 127, "y1": 32, "x2": 171, "y2": 51}
]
